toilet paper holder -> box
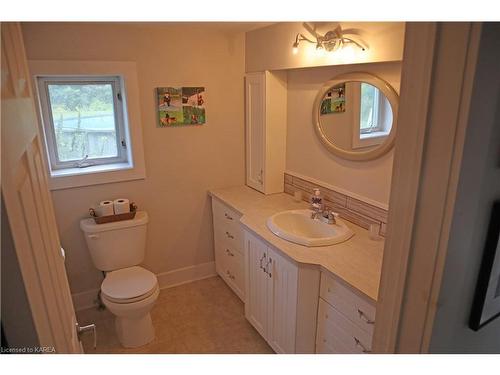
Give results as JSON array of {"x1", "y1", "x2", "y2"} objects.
[{"x1": 89, "y1": 202, "x2": 137, "y2": 224}]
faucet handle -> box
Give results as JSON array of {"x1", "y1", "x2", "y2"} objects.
[{"x1": 323, "y1": 208, "x2": 340, "y2": 223}]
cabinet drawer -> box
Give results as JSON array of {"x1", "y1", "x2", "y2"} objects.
[
  {"x1": 316, "y1": 298, "x2": 372, "y2": 354},
  {"x1": 214, "y1": 220, "x2": 243, "y2": 254},
  {"x1": 320, "y1": 273, "x2": 375, "y2": 334},
  {"x1": 212, "y1": 199, "x2": 242, "y2": 227},
  {"x1": 219, "y1": 244, "x2": 244, "y2": 300}
]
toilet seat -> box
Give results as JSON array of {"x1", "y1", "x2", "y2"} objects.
[{"x1": 101, "y1": 266, "x2": 158, "y2": 304}]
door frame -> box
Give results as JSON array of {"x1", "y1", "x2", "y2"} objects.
[
  {"x1": 1, "y1": 22, "x2": 82, "y2": 353},
  {"x1": 372, "y1": 22, "x2": 482, "y2": 353}
]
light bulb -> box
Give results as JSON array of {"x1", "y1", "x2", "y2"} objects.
[{"x1": 292, "y1": 46, "x2": 298, "y2": 55}]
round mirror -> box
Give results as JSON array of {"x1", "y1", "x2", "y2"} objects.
[{"x1": 313, "y1": 72, "x2": 399, "y2": 161}]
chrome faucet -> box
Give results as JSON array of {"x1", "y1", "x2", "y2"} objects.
[
  {"x1": 320, "y1": 209, "x2": 339, "y2": 225},
  {"x1": 310, "y1": 202, "x2": 339, "y2": 225}
]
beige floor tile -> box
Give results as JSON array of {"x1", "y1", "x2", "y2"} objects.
[{"x1": 79, "y1": 276, "x2": 273, "y2": 354}]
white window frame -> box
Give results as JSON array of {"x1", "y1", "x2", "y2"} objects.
[
  {"x1": 37, "y1": 75, "x2": 128, "y2": 170},
  {"x1": 359, "y1": 83, "x2": 383, "y2": 134},
  {"x1": 352, "y1": 82, "x2": 392, "y2": 149},
  {"x1": 29, "y1": 60, "x2": 146, "y2": 191}
]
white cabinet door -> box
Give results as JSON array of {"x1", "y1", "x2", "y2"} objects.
[
  {"x1": 245, "y1": 73, "x2": 265, "y2": 192},
  {"x1": 268, "y1": 247, "x2": 298, "y2": 354},
  {"x1": 245, "y1": 231, "x2": 269, "y2": 338}
]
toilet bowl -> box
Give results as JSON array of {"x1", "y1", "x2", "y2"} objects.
[
  {"x1": 100, "y1": 265, "x2": 159, "y2": 348},
  {"x1": 80, "y1": 211, "x2": 158, "y2": 348}
]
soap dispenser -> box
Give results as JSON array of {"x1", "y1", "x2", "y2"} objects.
[{"x1": 311, "y1": 188, "x2": 323, "y2": 211}]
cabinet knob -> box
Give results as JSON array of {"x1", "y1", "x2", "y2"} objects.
[
  {"x1": 224, "y1": 213, "x2": 233, "y2": 220},
  {"x1": 225, "y1": 231, "x2": 234, "y2": 239}
]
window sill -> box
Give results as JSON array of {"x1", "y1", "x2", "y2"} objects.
[
  {"x1": 48, "y1": 162, "x2": 146, "y2": 190},
  {"x1": 360, "y1": 130, "x2": 390, "y2": 140}
]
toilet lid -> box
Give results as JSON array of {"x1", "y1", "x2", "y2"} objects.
[{"x1": 101, "y1": 266, "x2": 158, "y2": 300}]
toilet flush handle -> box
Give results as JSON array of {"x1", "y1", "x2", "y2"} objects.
[{"x1": 87, "y1": 234, "x2": 99, "y2": 239}]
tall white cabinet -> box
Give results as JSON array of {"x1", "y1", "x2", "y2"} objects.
[
  {"x1": 245, "y1": 71, "x2": 287, "y2": 194},
  {"x1": 244, "y1": 230, "x2": 319, "y2": 353}
]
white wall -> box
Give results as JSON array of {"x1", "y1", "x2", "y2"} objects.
[
  {"x1": 246, "y1": 22, "x2": 405, "y2": 72},
  {"x1": 286, "y1": 62, "x2": 402, "y2": 206},
  {"x1": 430, "y1": 23, "x2": 500, "y2": 353},
  {"x1": 21, "y1": 23, "x2": 246, "y2": 297}
]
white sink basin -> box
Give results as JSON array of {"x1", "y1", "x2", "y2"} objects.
[{"x1": 266, "y1": 209, "x2": 354, "y2": 247}]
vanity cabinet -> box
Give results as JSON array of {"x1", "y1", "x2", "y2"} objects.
[
  {"x1": 245, "y1": 71, "x2": 287, "y2": 194},
  {"x1": 211, "y1": 199, "x2": 245, "y2": 301},
  {"x1": 244, "y1": 230, "x2": 319, "y2": 354},
  {"x1": 315, "y1": 272, "x2": 376, "y2": 353}
]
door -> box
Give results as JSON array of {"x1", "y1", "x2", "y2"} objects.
[
  {"x1": 1, "y1": 23, "x2": 82, "y2": 353},
  {"x1": 267, "y1": 247, "x2": 298, "y2": 354},
  {"x1": 245, "y1": 72, "x2": 265, "y2": 192},
  {"x1": 244, "y1": 231, "x2": 269, "y2": 338}
]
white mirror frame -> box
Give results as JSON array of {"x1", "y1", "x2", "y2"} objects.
[{"x1": 313, "y1": 72, "x2": 399, "y2": 161}]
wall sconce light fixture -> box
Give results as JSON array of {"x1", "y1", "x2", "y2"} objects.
[{"x1": 292, "y1": 26, "x2": 366, "y2": 55}]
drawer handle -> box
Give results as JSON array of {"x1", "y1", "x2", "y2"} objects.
[
  {"x1": 259, "y1": 253, "x2": 266, "y2": 270},
  {"x1": 357, "y1": 309, "x2": 375, "y2": 325},
  {"x1": 225, "y1": 231, "x2": 234, "y2": 239},
  {"x1": 225, "y1": 248, "x2": 235, "y2": 257},
  {"x1": 354, "y1": 337, "x2": 371, "y2": 353},
  {"x1": 265, "y1": 257, "x2": 272, "y2": 278},
  {"x1": 226, "y1": 270, "x2": 235, "y2": 280},
  {"x1": 224, "y1": 213, "x2": 233, "y2": 220}
]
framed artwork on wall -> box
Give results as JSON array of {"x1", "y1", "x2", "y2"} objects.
[
  {"x1": 156, "y1": 86, "x2": 206, "y2": 127},
  {"x1": 320, "y1": 83, "x2": 345, "y2": 115},
  {"x1": 469, "y1": 200, "x2": 500, "y2": 331}
]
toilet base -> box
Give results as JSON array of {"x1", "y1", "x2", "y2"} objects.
[{"x1": 115, "y1": 312, "x2": 155, "y2": 348}]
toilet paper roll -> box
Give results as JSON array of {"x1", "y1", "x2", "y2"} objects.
[
  {"x1": 113, "y1": 198, "x2": 130, "y2": 215},
  {"x1": 96, "y1": 200, "x2": 114, "y2": 217}
]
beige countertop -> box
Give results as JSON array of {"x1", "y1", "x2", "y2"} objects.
[{"x1": 208, "y1": 186, "x2": 384, "y2": 302}]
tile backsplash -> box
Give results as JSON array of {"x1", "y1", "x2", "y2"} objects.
[{"x1": 284, "y1": 173, "x2": 388, "y2": 237}]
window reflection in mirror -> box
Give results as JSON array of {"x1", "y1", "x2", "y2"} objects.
[{"x1": 318, "y1": 81, "x2": 393, "y2": 152}]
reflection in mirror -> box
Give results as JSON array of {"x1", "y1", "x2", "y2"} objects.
[{"x1": 319, "y1": 81, "x2": 393, "y2": 152}]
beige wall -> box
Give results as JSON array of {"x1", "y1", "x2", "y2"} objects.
[
  {"x1": 246, "y1": 22, "x2": 405, "y2": 72},
  {"x1": 21, "y1": 23, "x2": 246, "y2": 295},
  {"x1": 286, "y1": 62, "x2": 402, "y2": 206}
]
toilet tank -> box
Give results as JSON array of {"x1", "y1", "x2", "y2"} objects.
[{"x1": 80, "y1": 211, "x2": 149, "y2": 272}]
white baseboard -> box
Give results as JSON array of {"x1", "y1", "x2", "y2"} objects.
[
  {"x1": 156, "y1": 261, "x2": 217, "y2": 290},
  {"x1": 72, "y1": 261, "x2": 217, "y2": 312}
]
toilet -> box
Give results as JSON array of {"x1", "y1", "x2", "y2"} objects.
[{"x1": 80, "y1": 211, "x2": 159, "y2": 348}]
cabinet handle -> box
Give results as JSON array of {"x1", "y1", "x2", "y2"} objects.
[
  {"x1": 224, "y1": 213, "x2": 233, "y2": 220},
  {"x1": 357, "y1": 309, "x2": 375, "y2": 325},
  {"x1": 226, "y1": 270, "x2": 235, "y2": 280},
  {"x1": 226, "y1": 249, "x2": 234, "y2": 257},
  {"x1": 259, "y1": 253, "x2": 266, "y2": 270},
  {"x1": 225, "y1": 231, "x2": 234, "y2": 239},
  {"x1": 265, "y1": 257, "x2": 272, "y2": 278},
  {"x1": 354, "y1": 337, "x2": 371, "y2": 353},
  {"x1": 258, "y1": 169, "x2": 263, "y2": 185}
]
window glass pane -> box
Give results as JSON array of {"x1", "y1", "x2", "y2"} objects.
[
  {"x1": 47, "y1": 83, "x2": 118, "y2": 162},
  {"x1": 359, "y1": 83, "x2": 378, "y2": 131}
]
